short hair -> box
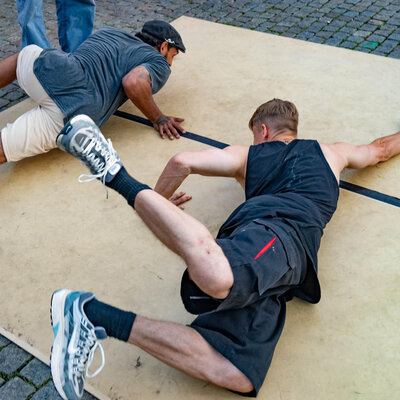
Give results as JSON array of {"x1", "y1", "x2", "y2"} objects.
[{"x1": 248, "y1": 99, "x2": 299, "y2": 134}]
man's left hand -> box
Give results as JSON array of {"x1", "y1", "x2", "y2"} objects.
[{"x1": 154, "y1": 115, "x2": 186, "y2": 140}]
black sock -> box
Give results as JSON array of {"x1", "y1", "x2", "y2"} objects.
[
  {"x1": 84, "y1": 299, "x2": 136, "y2": 342},
  {"x1": 106, "y1": 167, "x2": 150, "y2": 208}
]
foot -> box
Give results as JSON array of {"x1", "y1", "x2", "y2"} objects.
[
  {"x1": 57, "y1": 115, "x2": 122, "y2": 184},
  {"x1": 51, "y1": 289, "x2": 107, "y2": 400}
]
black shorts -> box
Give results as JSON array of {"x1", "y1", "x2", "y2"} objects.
[{"x1": 181, "y1": 220, "x2": 307, "y2": 396}]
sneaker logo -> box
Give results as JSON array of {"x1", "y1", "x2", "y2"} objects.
[
  {"x1": 68, "y1": 324, "x2": 80, "y2": 356},
  {"x1": 53, "y1": 322, "x2": 59, "y2": 337},
  {"x1": 108, "y1": 163, "x2": 121, "y2": 176}
]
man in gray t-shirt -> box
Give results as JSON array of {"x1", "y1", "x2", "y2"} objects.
[{"x1": 0, "y1": 20, "x2": 186, "y2": 164}]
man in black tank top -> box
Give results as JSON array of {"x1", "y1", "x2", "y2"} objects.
[{"x1": 50, "y1": 100, "x2": 400, "y2": 399}]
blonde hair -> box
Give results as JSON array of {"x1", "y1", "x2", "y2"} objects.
[{"x1": 249, "y1": 99, "x2": 299, "y2": 134}]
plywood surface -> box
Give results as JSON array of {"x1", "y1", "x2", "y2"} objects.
[{"x1": 0, "y1": 16, "x2": 399, "y2": 400}]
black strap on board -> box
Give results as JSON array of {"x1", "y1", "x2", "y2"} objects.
[{"x1": 114, "y1": 110, "x2": 400, "y2": 208}]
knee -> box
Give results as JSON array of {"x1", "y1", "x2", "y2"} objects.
[
  {"x1": 204, "y1": 275, "x2": 233, "y2": 300},
  {"x1": 187, "y1": 247, "x2": 233, "y2": 300}
]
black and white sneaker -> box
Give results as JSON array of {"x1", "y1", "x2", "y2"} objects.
[{"x1": 57, "y1": 115, "x2": 122, "y2": 186}]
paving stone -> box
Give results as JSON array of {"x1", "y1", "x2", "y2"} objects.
[
  {"x1": 370, "y1": 50, "x2": 388, "y2": 56},
  {"x1": 4, "y1": 90, "x2": 24, "y2": 101},
  {"x1": 347, "y1": 35, "x2": 364, "y2": 43},
  {"x1": 332, "y1": 31, "x2": 350, "y2": 40},
  {"x1": 325, "y1": 37, "x2": 343, "y2": 46},
  {"x1": 82, "y1": 392, "x2": 98, "y2": 400},
  {"x1": 355, "y1": 46, "x2": 373, "y2": 53},
  {"x1": 377, "y1": 39, "x2": 398, "y2": 52},
  {"x1": 307, "y1": 36, "x2": 325, "y2": 44},
  {"x1": 389, "y1": 48, "x2": 400, "y2": 58},
  {"x1": 0, "y1": 335, "x2": 10, "y2": 349},
  {"x1": 360, "y1": 23, "x2": 379, "y2": 32},
  {"x1": 369, "y1": 18, "x2": 385, "y2": 25},
  {"x1": 0, "y1": 378, "x2": 4, "y2": 387},
  {"x1": 30, "y1": 381, "x2": 63, "y2": 399},
  {"x1": 367, "y1": 33, "x2": 388, "y2": 43},
  {"x1": 389, "y1": 32, "x2": 400, "y2": 41},
  {"x1": 341, "y1": 40, "x2": 358, "y2": 49},
  {"x1": 0, "y1": 377, "x2": 35, "y2": 400},
  {"x1": 20, "y1": 358, "x2": 51, "y2": 387},
  {"x1": 315, "y1": 30, "x2": 334, "y2": 39},
  {"x1": 297, "y1": 31, "x2": 316, "y2": 40},
  {"x1": 353, "y1": 29, "x2": 372, "y2": 38},
  {"x1": 0, "y1": 344, "x2": 31, "y2": 375}
]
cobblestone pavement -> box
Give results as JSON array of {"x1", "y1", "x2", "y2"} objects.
[
  {"x1": 0, "y1": 334, "x2": 97, "y2": 400},
  {"x1": 0, "y1": 0, "x2": 400, "y2": 111},
  {"x1": 0, "y1": 0, "x2": 399, "y2": 398}
]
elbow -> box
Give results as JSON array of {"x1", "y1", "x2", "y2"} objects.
[
  {"x1": 169, "y1": 153, "x2": 192, "y2": 176},
  {"x1": 122, "y1": 75, "x2": 149, "y2": 97},
  {"x1": 122, "y1": 75, "x2": 137, "y2": 94},
  {"x1": 121, "y1": 74, "x2": 131, "y2": 90},
  {"x1": 371, "y1": 139, "x2": 391, "y2": 163}
]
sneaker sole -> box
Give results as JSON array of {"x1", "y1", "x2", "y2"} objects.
[{"x1": 50, "y1": 289, "x2": 71, "y2": 400}]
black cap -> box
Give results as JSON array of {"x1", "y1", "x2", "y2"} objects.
[{"x1": 141, "y1": 20, "x2": 186, "y2": 53}]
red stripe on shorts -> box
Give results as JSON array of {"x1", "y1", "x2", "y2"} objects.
[{"x1": 253, "y1": 236, "x2": 277, "y2": 261}]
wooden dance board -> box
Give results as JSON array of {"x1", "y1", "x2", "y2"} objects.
[{"x1": 0, "y1": 16, "x2": 399, "y2": 400}]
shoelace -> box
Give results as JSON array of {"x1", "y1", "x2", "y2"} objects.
[
  {"x1": 86, "y1": 341, "x2": 105, "y2": 378},
  {"x1": 77, "y1": 136, "x2": 119, "y2": 198},
  {"x1": 76, "y1": 331, "x2": 105, "y2": 379}
]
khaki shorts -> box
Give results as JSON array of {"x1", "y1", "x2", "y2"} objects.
[{"x1": 1, "y1": 45, "x2": 65, "y2": 162}]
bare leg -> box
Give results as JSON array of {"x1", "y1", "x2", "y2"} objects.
[
  {"x1": 0, "y1": 132, "x2": 6, "y2": 164},
  {"x1": 129, "y1": 316, "x2": 253, "y2": 393},
  {"x1": 0, "y1": 53, "x2": 19, "y2": 88},
  {"x1": 134, "y1": 189, "x2": 233, "y2": 299}
]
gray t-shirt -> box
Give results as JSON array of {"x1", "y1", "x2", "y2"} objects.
[{"x1": 33, "y1": 27, "x2": 171, "y2": 126}]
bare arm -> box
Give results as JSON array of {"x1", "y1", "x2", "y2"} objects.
[
  {"x1": 154, "y1": 145, "x2": 249, "y2": 198},
  {"x1": 320, "y1": 131, "x2": 400, "y2": 181},
  {"x1": 122, "y1": 66, "x2": 185, "y2": 140}
]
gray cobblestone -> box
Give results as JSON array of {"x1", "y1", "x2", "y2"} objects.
[
  {"x1": 0, "y1": 378, "x2": 4, "y2": 387},
  {"x1": 389, "y1": 32, "x2": 400, "y2": 41},
  {"x1": 354, "y1": 30, "x2": 373, "y2": 38},
  {"x1": 0, "y1": 98, "x2": 10, "y2": 111},
  {"x1": 20, "y1": 358, "x2": 51, "y2": 387},
  {"x1": 325, "y1": 37, "x2": 343, "y2": 46},
  {"x1": 308, "y1": 36, "x2": 325, "y2": 44},
  {"x1": 367, "y1": 34, "x2": 388, "y2": 43},
  {"x1": 4, "y1": 90, "x2": 25, "y2": 102},
  {"x1": 341, "y1": 40, "x2": 359, "y2": 49},
  {"x1": 82, "y1": 391, "x2": 98, "y2": 400},
  {"x1": 315, "y1": 30, "x2": 334, "y2": 39},
  {"x1": 0, "y1": 336, "x2": 10, "y2": 349},
  {"x1": 0, "y1": 344, "x2": 31, "y2": 375},
  {"x1": 389, "y1": 48, "x2": 400, "y2": 58},
  {"x1": 0, "y1": 377, "x2": 35, "y2": 400},
  {"x1": 371, "y1": 49, "x2": 388, "y2": 56},
  {"x1": 355, "y1": 46, "x2": 373, "y2": 53},
  {"x1": 378, "y1": 38, "x2": 399, "y2": 52},
  {"x1": 347, "y1": 35, "x2": 365, "y2": 43},
  {"x1": 332, "y1": 31, "x2": 350, "y2": 40},
  {"x1": 30, "y1": 381, "x2": 63, "y2": 399}
]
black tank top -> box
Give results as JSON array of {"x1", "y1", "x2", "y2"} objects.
[{"x1": 218, "y1": 140, "x2": 339, "y2": 303}]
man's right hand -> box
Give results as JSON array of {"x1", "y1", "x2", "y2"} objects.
[
  {"x1": 154, "y1": 115, "x2": 186, "y2": 140},
  {"x1": 169, "y1": 191, "x2": 192, "y2": 209}
]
